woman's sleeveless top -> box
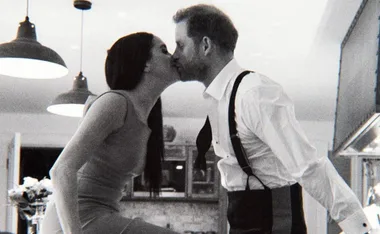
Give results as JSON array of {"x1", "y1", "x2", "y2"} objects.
[{"x1": 76, "y1": 90, "x2": 151, "y2": 211}]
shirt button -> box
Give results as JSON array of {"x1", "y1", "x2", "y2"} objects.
[{"x1": 216, "y1": 141, "x2": 219, "y2": 144}]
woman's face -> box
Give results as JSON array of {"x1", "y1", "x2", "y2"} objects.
[{"x1": 147, "y1": 36, "x2": 180, "y2": 83}]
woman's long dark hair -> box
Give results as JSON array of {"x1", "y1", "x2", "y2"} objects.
[{"x1": 105, "y1": 32, "x2": 163, "y2": 196}]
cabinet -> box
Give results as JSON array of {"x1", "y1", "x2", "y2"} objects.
[
  {"x1": 128, "y1": 143, "x2": 220, "y2": 200},
  {"x1": 188, "y1": 145, "x2": 219, "y2": 199}
]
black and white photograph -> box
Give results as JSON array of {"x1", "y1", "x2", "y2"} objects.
[{"x1": 0, "y1": 0, "x2": 379, "y2": 233}]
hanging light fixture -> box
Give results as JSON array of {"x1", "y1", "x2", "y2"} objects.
[
  {"x1": 47, "y1": 0, "x2": 95, "y2": 117},
  {"x1": 0, "y1": 0, "x2": 68, "y2": 79}
]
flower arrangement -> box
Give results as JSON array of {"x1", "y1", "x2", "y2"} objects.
[
  {"x1": 8, "y1": 176, "x2": 53, "y2": 221},
  {"x1": 163, "y1": 124, "x2": 176, "y2": 142}
]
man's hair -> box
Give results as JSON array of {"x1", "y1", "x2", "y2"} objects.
[{"x1": 173, "y1": 4, "x2": 238, "y2": 53}]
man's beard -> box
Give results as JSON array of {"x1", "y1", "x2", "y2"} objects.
[{"x1": 178, "y1": 61, "x2": 208, "y2": 82}]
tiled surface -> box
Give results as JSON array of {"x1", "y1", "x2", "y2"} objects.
[{"x1": 119, "y1": 201, "x2": 219, "y2": 233}]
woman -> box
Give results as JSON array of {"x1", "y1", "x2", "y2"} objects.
[{"x1": 40, "y1": 32, "x2": 179, "y2": 234}]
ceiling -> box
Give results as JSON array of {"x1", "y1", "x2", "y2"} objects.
[{"x1": 0, "y1": 0, "x2": 363, "y2": 121}]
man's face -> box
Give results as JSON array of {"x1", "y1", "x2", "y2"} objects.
[{"x1": 173, "y1": 21, "x2": 207, "y2": 82}]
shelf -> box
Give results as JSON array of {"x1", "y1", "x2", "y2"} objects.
[
  {"x1": 193, "y1": 181, "x2": 214, "y2": 185},
  {"x1": 121, "y1": 196, "x2": 218, "y2": 203},
  {"x1": 133, "y1": 191, "x2": 185, "y2": 197},
  {"x1": 191, "y1": 194, "x2": 217, "y2": 199}
]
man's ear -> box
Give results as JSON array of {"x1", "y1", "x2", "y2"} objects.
[{"x1": 201, "y1": 36, "x2": 212, "y2": 56}]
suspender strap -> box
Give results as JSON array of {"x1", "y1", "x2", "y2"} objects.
[
  {"x1": 227, "y1": 71, "x2": 307, "y2": 233},
  {"x1": 228, "y1": 70, "x2": 269, "y2": 191}
]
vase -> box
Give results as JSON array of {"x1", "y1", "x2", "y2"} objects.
[{"x1": 26, "y1": 201, "x2": 46, "y2": 234}]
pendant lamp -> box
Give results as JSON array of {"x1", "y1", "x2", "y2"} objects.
[
  {"x1": 0, "y1": 0, "x2": 68, "y2": 79},
  {"x1": 47, "y1": 0, "x2": 95, "y2": 117}
]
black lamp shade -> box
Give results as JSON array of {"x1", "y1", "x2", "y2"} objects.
[
  {"x1": 0, "y1": 17, "x2": 68, "y2": 79},
  {"x1": 47, "y1": 72, "x2": 96, "y2": 117}
]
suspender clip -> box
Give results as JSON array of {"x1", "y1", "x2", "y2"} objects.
[{"x1": 231, "y1": 133, "x2": 240, "y2": 139}]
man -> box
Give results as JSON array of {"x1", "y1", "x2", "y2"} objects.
[{"x1": 172, "y1": 4, "x2": 372, "y2": 234}]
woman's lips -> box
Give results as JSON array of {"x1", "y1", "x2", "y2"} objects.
[{"x1": 171, "y1": 62, "x2": 182, "y2": 74}]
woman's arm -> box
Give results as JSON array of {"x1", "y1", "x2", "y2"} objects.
[{"x1": 50, "y1": 92, "x2": 127, "y2": 234}]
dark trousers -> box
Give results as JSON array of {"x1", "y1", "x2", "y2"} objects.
[{"x1": 228, "y1": 183, "x2": 307, "y2": 234}]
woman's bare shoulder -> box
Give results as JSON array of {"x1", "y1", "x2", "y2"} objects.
[{"x1": 85, "y1": 91, "x2": 128, "y2": 115}]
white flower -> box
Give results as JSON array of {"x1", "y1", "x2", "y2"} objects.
[
  {"x1": 32, "y1": 178, "x2": 53, "y2": 196},
  {"x1": 39, "y1": 178, "x2": 53, "y2": 193},
  {"x1": 8, "y1": 185, "x2": 25, "y2": 196},
  {"x1": 374, "y1": 183, "x2": 380, "y2": 197},
  {"x1": 8, "y1": 189, "x2": 18, "y2": 197},
  {"x1": 23, "y1": 177, "x2": 39, "y2": 188}
]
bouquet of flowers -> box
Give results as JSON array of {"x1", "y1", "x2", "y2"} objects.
[{"x1": 8, "y1": 176, "x2": 53, "y2": 221}]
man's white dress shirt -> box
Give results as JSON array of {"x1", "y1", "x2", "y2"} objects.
[{"x1": 203, "y1": 58, "x2": 371, "y2": 234}]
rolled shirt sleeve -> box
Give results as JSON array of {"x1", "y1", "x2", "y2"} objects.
[{"x1": 239, "y1": 84, "x2": 372, "y2": 234}]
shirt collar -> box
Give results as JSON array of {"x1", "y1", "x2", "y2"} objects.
[{"x1": 203, "y1": 58, "x2": 243, "y2": 100}]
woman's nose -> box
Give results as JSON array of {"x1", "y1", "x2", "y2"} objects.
[
  {"x1": 172, "y1": 49, "x2": 179, "y2": 60},
  {"x1": 171, "y1": 55, "x2": 178, "y2": 63},
  {"x1": 170, "y1": 56, "x2": 178, "y2": 67}
]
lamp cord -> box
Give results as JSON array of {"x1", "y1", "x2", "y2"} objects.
[
  {"x1": 26, "y1": 0, "x2": 29, "y2": 16},
  {"x1": 80, "y1": 10, "x2": 84, "y2": 73}
]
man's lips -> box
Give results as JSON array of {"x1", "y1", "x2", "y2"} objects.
[
  {"x1": 171, "y1": 60, "x2": 179, "y2": 67},
  {"x1": 172, "y1": 64, "x2": 182, "y2": 77}
]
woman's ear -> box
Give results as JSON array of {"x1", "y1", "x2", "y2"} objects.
[
  {"x1": 202, "y1": 36, "x2": 212, "y2": 56},
  {"x1": 144, "y1": 62, "x2": 151, "y2": 73}
]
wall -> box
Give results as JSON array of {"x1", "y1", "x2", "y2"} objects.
[{"x1": 120, "y1": 201, "x2": 219, "y2": 233}]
